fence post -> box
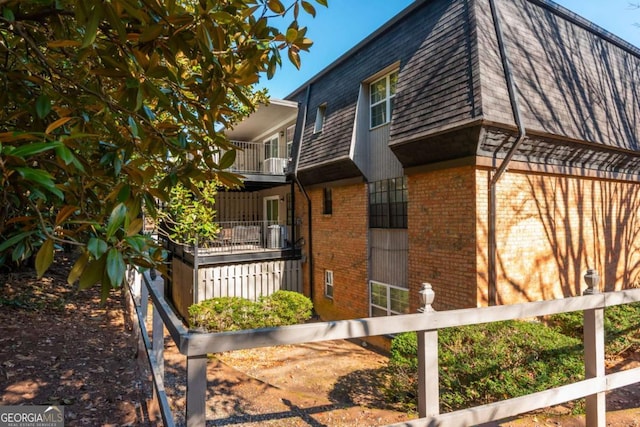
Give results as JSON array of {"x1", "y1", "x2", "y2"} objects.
[
  {"x1": 152, "y1": 274, "x2": 165, "y2": 381},
  {"x1": 583, "y1": 269, "x2": 605, "y2": 427},
  {"x1": 417, "y1": 283, "x2": 439, "y2": 418},
  {"x1": 186, "y1": 354, "x2": 208, "y2": 426}
]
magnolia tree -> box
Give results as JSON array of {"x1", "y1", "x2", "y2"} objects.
[{"x1": 0, "y1": 0, "x2": 325, "y2": 297}]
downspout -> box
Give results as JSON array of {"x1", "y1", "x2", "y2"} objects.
[
  {"x1": 291, "y1": 84, "x2": 314, "y2": 299},
  {"x1": 488, "y1": 0, "x2": 527, "y2": 305}
]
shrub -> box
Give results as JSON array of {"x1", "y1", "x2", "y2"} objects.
[
  {"x1": 189, "y1": 291, "x2": 313, "y2": 332},
  {"x1": 188, "y1": 297, "x2": 264, "y2": 331},
  {"x1": 385, "y1": 320, "x2": 584, "y2": 413},
  {"x1": 547, "y1": 302, "x2": 640, "y2": 355}
]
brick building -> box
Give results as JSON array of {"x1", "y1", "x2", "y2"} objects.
[
  {"x1": 283, "y1": 0, "x2": 640, "y2": 320},
  {"x1": 211, "y1": 0, "x2": 640, "y2": 325}
]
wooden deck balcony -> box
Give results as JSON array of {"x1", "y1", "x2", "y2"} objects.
[{"x1": 225, "y1": 141, "x2": 289, "y2": 176}]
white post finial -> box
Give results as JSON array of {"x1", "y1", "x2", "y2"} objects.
[
  {"x1": 583, "y1": 269, "x2": 600, "y2": 295},
  {"x1": 418, "y1": 282, "x2": 435, "y2": 313}
]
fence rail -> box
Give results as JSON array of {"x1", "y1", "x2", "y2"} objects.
[{"x1": 129, "y1": 269, "x2": 640, "y2": 426}]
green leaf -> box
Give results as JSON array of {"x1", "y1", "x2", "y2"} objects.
[
  {"x1": 78, "y1": 256, "x2": 106, "y2": 289},
  {"x1": 11, "y1": 142, "x2": 61, "y2": 159},
  {"x1": 267, "y1": 0, "x2": 285, "y2": 14},
  {"x1": 81, "y1": 5, "x2": 102, "y2": 48},
  {"x1": 2, "y1": 7, "x2": 15, "y2": 22},
  {"x1": 128, "y1": 116, "x2": 139, "y2": 138},
  {"x1": 0, "y1": 231, "x2": 36, "y2": 252},
  {"x1": 124, "y1": 234, "x2": 146, "y2": 252},
  {"x1": 35, "y1": 239, "x2": 54, "y2": 278},
  {"x1": 14, "y1": 167, "x2": 64, "y2": 199},
  {"x1": 67, "y1": 251, "x2": 89, "y2": 284},
  {"x1": 288, "y1": 48, "x2": 301, "y2": 70},
  {"x1": 285, "y1": 27, "x2": 298, "y2": 44},
  {"x1": 36, "y1": 95, "x2": 52, "y2": 119},
  {"x1": 139, "y1": 24, "x2": 164, "y2": 43},
  {"x1": 117, "y1": 184, "x2": 131, "y2": 203},
  {"x1": 301, "y1": 1, "x2": 316, "y2": 17},
  {"x1": 219, "y1": 149, "x2": 236, "y2": 170},
  {"x1": 87, "y1": 237, "x2": 108, "y2": 259},
  {"x1": 126, "y1": 218, "x2": 143, "y2": 237},
  {"x1": 106, "y1": 248, "x2": 125, "y2": 287},
  {"x1": 106, "y1": 203, "x2": 127, "y2": 239}
]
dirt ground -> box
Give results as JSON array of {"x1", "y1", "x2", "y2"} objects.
[
  {"x1": 0, "y1": 257, "x2": 153, "y2": 426},
  {"x1": 1, "y1": 256, "x2": 640, "y2": 426}
]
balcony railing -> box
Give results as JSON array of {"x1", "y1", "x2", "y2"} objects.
[
  {"x1": 162, "y1": 221, "x2": 292, "y2": 258},
  {"x1": 224, "y1": 141, "x2": 288, "y2": 176}
]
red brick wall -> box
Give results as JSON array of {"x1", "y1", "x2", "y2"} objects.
[
  {"x1": 295, "y1": 166, "x2": 640, "y2": 319},
  {"x1": 477, "y1": 169, "x2": 640, "y2": 305},
  {"x1": 297, "y1": 182, "x2": 369, "y2": 320},
  {"x1": 408, "y1": 166, "x2": 479, "y2": 311}
]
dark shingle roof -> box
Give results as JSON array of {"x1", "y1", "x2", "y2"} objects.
[{"x1": 290, "y1": 0, "x2": 640, "y2": 182}]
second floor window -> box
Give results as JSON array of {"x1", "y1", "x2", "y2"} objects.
[
  {"x1": 286, "y1": 125, "x2": 295, "y2": 158},
  {"x1": 370, "y1": 70, "x2": 398, "y2": 129},
  {"x1": 369, "y1": 176, "x2": 407, "y2": 229},
  {"x1": 314, "y1": 104, "x2": 326, "y2": 134},
  {"x1": 265, "y1": 135, "x2": 278, "y2": 159}
]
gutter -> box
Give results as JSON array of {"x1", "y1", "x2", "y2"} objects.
[
  {"x1": 290, "y1": 84, "x2": 314, "y2": 299},
  {"x1": 487, "y1": 0, "x2": 527, "y2": 306}
]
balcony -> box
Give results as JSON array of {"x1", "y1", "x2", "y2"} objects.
[
  {"x1": 227, "y1": 141, "x2": 289, "y2": 176},
  {"x1": 163, "y1": 220, "x2": 299, "y2": 266}
]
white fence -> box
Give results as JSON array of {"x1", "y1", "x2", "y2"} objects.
[{"x1": 128, "y1": 269, "x2": 640, "y2": 426}]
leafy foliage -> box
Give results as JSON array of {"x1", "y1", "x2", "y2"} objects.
[
  {"x1": 0, "y1": 0, "x2": 325, "y2": 293},
  {"x1": 162, "y1": 180, "x2": 220, "y2": 245},
  {"x1": 189, "y1": 290, "x2": 313, "y2": 331},
  {"x1": 385, "y1": 321, "x2": 584, "y2": 413}
]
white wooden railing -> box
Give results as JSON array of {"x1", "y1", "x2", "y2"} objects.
[
  {"x1": 220, "y1": 141, "x2": 288, "y2": 175},
  {"x1": 128, "y1": 269, "x2": 640, "y2": 426}
]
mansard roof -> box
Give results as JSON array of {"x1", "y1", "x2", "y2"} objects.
[{"x1": 288, "y1": 0, "x2": 640, "y2": 185}]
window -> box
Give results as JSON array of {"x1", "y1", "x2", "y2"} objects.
[
  {"x1": 369, "y1": 176, "x2": 407, "y2": 228},
  {"x1": 325, "y1": 270, "x2": 334, "y2": 298},
  {"x1": 323, "y1": 188, "x2": 332, "y2": 215},
  {"x1": 286, "y1": 125, "x2": 295, "y2": 158},
  {"x1": 264, "y1": 135, "x2": 279, "y2": 159},
  {"x1": 265, "y1": 197, "x2": 279, "y2": 222},
  {"x1": 370, "y1": 70, "x2": 398, "y2": 128},
  {"x1": 314, "y1": 104, "x2": 326, "y2": 134},
  {"x1": 370, "y1": 281, "x2": 409, "y2": 316}
]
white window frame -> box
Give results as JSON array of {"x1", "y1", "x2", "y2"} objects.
[
  {"x1": 370, "y1": 280, "x2": 409, "y2": 316},
  {"x1": 369, "y1": 70, "x2": 398, "y2": 129},
  {"x1": 325, "y1": 270, "x2": 334, "y2": 299},
  {"x1": 286, "y1": 125, "x2": 295, "y2": 158},
  {"x1": 264, "y1": 134, "x2": 279, "y2": 160},
  {"x1": 314, "y1": 104, "x2": 326, "y2": 134}
]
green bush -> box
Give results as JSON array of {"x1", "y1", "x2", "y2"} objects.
[
  {"x1": 259, "y1": 290, "x2": 314, "y2": 327},
  {"x1": 385, "y1": 320, "x2": 584, "y2": 413},
  {"x1": 547, "y1": 302, "x2": 640, "y2": 355},
  {"x1": 189, "y1": 291, "x2": 313, "y2": 332}
]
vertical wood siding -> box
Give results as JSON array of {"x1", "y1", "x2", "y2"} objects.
[
  {"x1": 197, "y1": 260, "x2": 303, "y2": 302},
  {"x1": 215, "y1": 192, "x2": 261, "y2": 222},
  {"x1": 368, "y1": 124, "x2": 404, "y2": 182},
  {"x1": 370, "y1": 228, "x2": 408, "y2": 288}
]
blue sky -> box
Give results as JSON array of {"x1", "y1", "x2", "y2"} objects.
[{"x1": 259, "y1": 0, "x2": 640, "y2": 99}]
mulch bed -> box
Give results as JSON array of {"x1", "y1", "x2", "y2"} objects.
[{"x1": 0, "y1": 255, "x2": 154, "y2": 426}]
